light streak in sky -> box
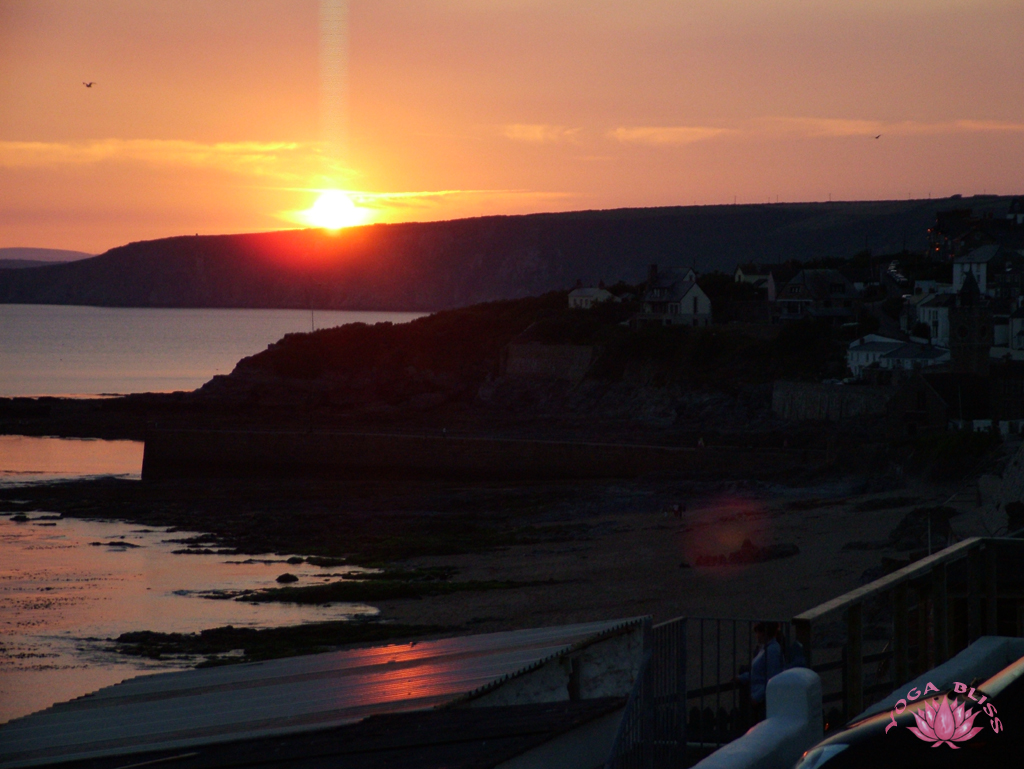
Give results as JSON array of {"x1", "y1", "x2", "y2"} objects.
[{"x1": 320, "y1": 0, "x2": 349, "y2": 171}]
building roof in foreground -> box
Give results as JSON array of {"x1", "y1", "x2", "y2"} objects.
[
  {"x1": 0, "y1": 618, "x2": 644, "y2": 769},
  {"x1": 11, "y1": 699, "x2": 628, "y2": 769}
]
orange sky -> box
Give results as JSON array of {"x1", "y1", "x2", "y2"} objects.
[{"x1": 2, "y1": 0, "x2": 1023, "y2": 253}]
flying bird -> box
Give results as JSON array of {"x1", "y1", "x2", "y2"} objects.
[
  {"x1": 83, "y1": 82, "x2": 96, "y2": 88},
  {"x1": 874, "y1": 134, "x2": 881, "y2": 139}
]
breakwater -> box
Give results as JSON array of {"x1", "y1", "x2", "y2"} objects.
[{"x1": 141, "y1": 429, "x2": 821, "y2": 481}]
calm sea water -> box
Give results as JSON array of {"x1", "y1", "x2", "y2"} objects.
[
  {"x1": 0, "y1": 435, "x2": 143, "y2": 487},
  {"x1": 0, "y1": 306, "x2": 424, "y2": 721},
  {"x1": 0, "y1": 513, "x2": 376, "y2": 724},
  {"x1": 0, "y1": 437, "x2": 376, "y2": 723},
  {"x1": 0, "y1": 304, "x2": 424, "y2": 397}
]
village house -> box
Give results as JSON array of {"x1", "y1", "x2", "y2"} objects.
[
  {"x1": 847, "y1": 334, "x2": 905, "y2": 377},
  {"x1": 953, "y1": 244, "x2": 1024, "y2": 298},
  {"x1": 732, "y1": 263, "x2": 798, "y2": 302},
  {"x1": 847, "y1": 334, "x2": 948, "y2": 378},
  {"x1": 774, "y1": 269, "x2": 860, "y2": 324},
  {"x1": 567, "y1": 286, "x2": 618, "y2": 309},
  {"x1": 733, "y1": 263, "x2": 770, "y2": 288},
  {"x1": 912, "y1": 292, "x2": 955, "y2": 346},
  {"x1": 635, "y1": 264, "x2": 711, "y2": 327}
]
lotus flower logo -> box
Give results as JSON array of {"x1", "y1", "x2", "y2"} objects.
[{"x1": 907, "y1": 694, "x2": 983, "y2": 748}]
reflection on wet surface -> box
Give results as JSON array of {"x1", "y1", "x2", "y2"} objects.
[
  {"x1": 0, "y1": 515, "x2": 376, "y2": 724},
  {"x1": 0, "y1": 436, "x2": 143, "y2": 486}
]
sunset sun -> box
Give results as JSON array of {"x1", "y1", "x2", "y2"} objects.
[{"x1": 303, "y1": 190, "x2": 369, "y2": 230}]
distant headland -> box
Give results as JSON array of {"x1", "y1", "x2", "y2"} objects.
[{"x1": 0, "y1": 196, "x2": 1014, "y2": 311}]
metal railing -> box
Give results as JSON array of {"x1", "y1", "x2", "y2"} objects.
[
  {"x1": 607, "y1": 617, "x2": 688, "y2": 769},
  {"x1": 685, "y1": 617, "x2": 795, "y2": 755},
  {"x1": 607, "y1": 616, "x2": 797, "y2": 768},
  {"x1": 792, "y1": 536, "x2": 1024, "y2": 726}
]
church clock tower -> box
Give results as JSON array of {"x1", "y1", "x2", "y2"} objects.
[{"x1": 949, "y1": 271, "x2": 993, "y2": 376}]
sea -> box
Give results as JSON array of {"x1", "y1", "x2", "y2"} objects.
[
  {"x1": 0, "y1": 305, "x2": 424, "y2": 723},
  {"x1": 0, "y1": 304, "x2": 424, "y2": 397}
]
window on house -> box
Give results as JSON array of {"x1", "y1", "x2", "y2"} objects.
[{"x1": 693, "y1": 296, "x2": 699, "y2": 315}]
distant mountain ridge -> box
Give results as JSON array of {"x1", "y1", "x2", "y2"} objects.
[
  {"x1": 0, "y1": 197, "x2": 1015, "y2": 311},
  {"x1": 0, "y1": 260, "x2": 50, "y2": 270},
  {"x1": 0, "y1": 247, "x2": 94, "y2": 263}
]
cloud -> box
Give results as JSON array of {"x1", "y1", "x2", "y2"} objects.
[
  {"x1": 355, "y1": 187, "x2": 574, "y2": 211},
  {"x1": 604, "y1": 117, "x2": 1024, "y2": 147},
  {"x1": 756, "y1": 116, "x2": 1024, "y2": 138},
  {"x1": 0, "y1": 139, "x2": 321, "y2": 181},
  {"x1": 948, "y1": 119, "x2": 1024, "y2": 134},
  {"x1": 608, "y1": 126, "x2": 734, "y2": 145},
  {"x1": 756, "y1": 117, "x2": 885, "y2": 138},
  {"x1": 502, "y1": 124, "x2": 580, "y2": 143},
  {"x1": 276, "y1": 187, "x2": 574, "y2": 226}
]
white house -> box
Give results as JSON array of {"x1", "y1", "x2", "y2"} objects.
[
  {"x1": 847, "y1": 335, "x2": 905, "y2": 377},
  {"x1": 568, "y1": 287, "x2": 618, "y2": 309},
  {"x1": 847, "y1": 334, "x2": 949, "y2": 377}
]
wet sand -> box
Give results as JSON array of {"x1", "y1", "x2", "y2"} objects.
[
  {"x1": 366, "y1": 478, "x2": 1005, "y2": 632},
  {"x1": 2, "y1": 471, "x2": 1003, "y2": 639}
]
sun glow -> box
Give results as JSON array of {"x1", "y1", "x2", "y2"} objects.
[{"x1": 302, "y1": 190, "x2": 370, "y2": 229}]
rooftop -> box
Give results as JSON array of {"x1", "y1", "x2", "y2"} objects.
[{"x1": 0, "y1": 618, "x2": 644, "y2": 769}]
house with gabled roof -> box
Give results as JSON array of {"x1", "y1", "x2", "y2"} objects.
[
  {"x1": 635, "y1": 264, "x2": 711, "y2": 327},
  {"x1": 568, "y1": 286, "x2": 618, "y2": 309},
  {"x1": 954, "y1": 244, "x2": 1024, "y2": 298},
  {"x1": 774, "y1": 269, "x2": 860, "y2": 324}
]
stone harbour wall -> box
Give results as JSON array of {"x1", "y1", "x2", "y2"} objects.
[
  {"x1": 503, "y1": 344, "x2": 599, "y2": 383},
  {"x1": 772, "y1": 381, "x2": 895, "y2": 422}
]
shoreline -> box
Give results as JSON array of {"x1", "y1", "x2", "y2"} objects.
[{"x1": 2, "y1": 468, "x2": 1003, "y2": 657}]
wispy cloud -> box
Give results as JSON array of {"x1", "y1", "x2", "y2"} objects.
[
  {"x1": 756, "y1": 116, "x2": 1024, "y2": 138},
  {"x1": 354, "y1": 187, "x2": 574, "y2": 211},
  {"x1": 945, "y1": 119, "x2": 1024, "y2": 134},
  {"x1": 608, "y1": 126, "x2": 734, "y2": 145},
  {"x1": 756, "y1": 117, "x2": 884, "y2": 138},
  {"x1": 502, "y1": 124, "x2": 580, "y2": 143},
  {"x1": 276, "y1": 187, "x2": 574, "y2": 226},
  {"x1": 0, "y1": 139, "x2": 321, "y2": 180}
]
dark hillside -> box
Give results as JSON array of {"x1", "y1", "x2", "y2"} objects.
[{"x1": 0, "y1": 196, "x2": 1013, "y2": 311}]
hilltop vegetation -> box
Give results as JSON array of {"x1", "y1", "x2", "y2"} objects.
[{"x1": 197, "y1": 285, "x2": 845, "y2": 429}]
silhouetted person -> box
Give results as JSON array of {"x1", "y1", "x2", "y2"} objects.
[{"x1": 737, "y1": 621, "x2": 785, "y2": 724}]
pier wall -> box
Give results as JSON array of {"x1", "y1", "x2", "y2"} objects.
[{"x1": 772, "y1": 381, "x2": 895, "y2": 422}]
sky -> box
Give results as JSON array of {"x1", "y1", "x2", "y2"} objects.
[{"x1": 1, "y1": 0, "x2": 1023, "y2": 254}]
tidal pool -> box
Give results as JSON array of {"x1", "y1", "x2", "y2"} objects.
[{"x1": 0, "y1": 514, "x2": 376, "y2": 724}]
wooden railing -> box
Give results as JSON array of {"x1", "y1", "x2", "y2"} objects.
[{"x1": 792, "y1": 537, "x2": 1024, "y2": 722}]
